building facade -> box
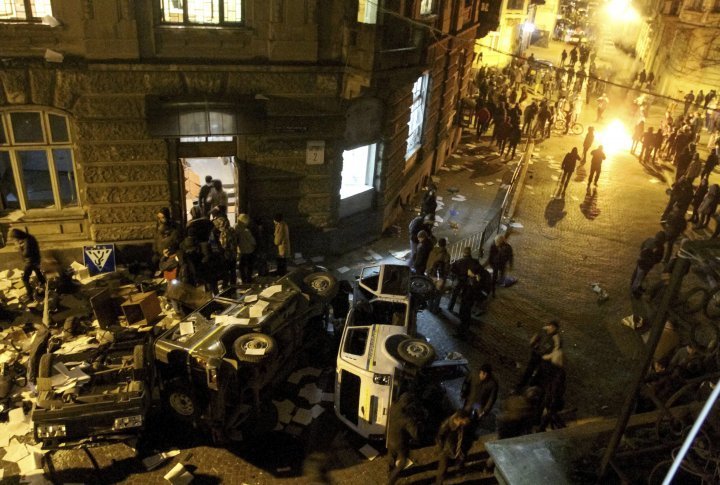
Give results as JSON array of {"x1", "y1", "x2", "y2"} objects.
[
  {"x1": 637, "y1": 0, "x2": 720, "y2": 97},
  {"x1": 0, "y1": 0, "x2": 495, "y2": 263}
]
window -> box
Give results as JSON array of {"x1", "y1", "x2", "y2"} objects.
[
  {"x1": 506, "y1": 0, "x2": 525, "y2": 10},
  {"x1": 420, "y1": 0, "x2": 435, "y2": 15},
  {"x1": 343, "y1": 328, "x2": 369, "y2": 356},
  {"x1": 341, "y1": 144, "x2": 376, "y2": 199},
  {"x1": 406, "y1": 73, "x2": 429, "y2": 160},
  {"x1": 160, "y1": 0, "x2": 243, "y2": 25},
  {"x1": 0, "y1": 0, "x2": 52, "y2": 21},
  {"x1": 0, "y1": 110, "x2": 79, "y2": 211},
  {"x1": 357, "y1": 0, "x2": 378, "y2": 23}
]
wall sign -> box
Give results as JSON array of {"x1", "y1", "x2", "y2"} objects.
[
  {"x1": 83, "y1": 244, "x2": 116, "y2": 276},
  {"x1": 306, "y1": 140, "x2": 325, "y2": 165}
]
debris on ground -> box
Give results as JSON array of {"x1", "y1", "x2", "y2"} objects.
[{"x1": 590, "y1": 283, "x2": 609, "y2": 303}]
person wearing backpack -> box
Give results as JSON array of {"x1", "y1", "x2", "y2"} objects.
[{"x1": 236, "y1": 213, "x2": 257, "y2": 283}]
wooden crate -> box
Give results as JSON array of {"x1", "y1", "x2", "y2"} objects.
[{"x1": 121, "y1": 291, "x2": 161, "y2": 325}]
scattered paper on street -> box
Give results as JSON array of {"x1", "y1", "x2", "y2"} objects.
[
  {"x1": 164, "y1": 463, "x2": 194, "y2": 485},
  {"x1": 311, "y1": 256, "x2": 325, "y2": 263},
  {"x1": 143, "y1": 450, "x2": 181, "y2": 471},
  {"x1": 367, "y1": 250, "x2": 383, "y2": 261},
  {"x1": 273, "y1": 399, "x2": 296, "y2": 424},
  {"x1": 336, "y1": 266, "x2": 350, "y2": 274},
  {"x1": 292, "y1": 407, "x2": 313, "y2": 426},
  {"x1": 310, "y1": 404, "x2": 325, "y2": 418},
  {"x1": 390, "y1": 250, "x2": 411, "y2": 260},
  {"x1": 359, "y1": 444, "x2": 379, "y2": 460},
  {"x1": 475, "y1": 182, "x2": 485, "y2": 186},
  {"x1": 298, "y1": 383, "x2": 323, "y2": 405},
  {"x1": 260, "y1": 285, "x2": 282, "y2": 298},
  {"x1": 510, "y1": 222, "x2": 524, "y2": 229}
]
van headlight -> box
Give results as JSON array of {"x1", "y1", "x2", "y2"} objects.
[
  {"x1": 113, "y1": 415, "x2": 143, "y2": 430},
  {"x1": 36, "y1": 424, "x2": 66, "y2": 438},
  {"x1": 373, "y1": 374, "x2": 391, "y2": 385}
]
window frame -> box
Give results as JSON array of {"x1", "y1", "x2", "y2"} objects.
[
  {"x1": 405, "y1": 73, "x2": 430, "y2": 161},
  {"x1": 0, "y1": 0, "x2": 53, "y2": 22},
  {"x1": 159, "y1": 0, "x2": 245, "y2": 26},
  {"x1": 0, "y1": 109, "x2": 80, "y2": 213},
  {"x1": 506, "y1": 0, "x2": 525, "y2": 11},
  {"x1": 420, "y1": 0, "x2": 436, "y2": 15}
]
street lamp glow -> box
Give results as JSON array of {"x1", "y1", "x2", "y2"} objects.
[
  {"x1": 605, "y1": 0, "x2": 641, "y2": 22},
  {"x1": 596, "y1": 119, "x2": 632, "y2": 156}
]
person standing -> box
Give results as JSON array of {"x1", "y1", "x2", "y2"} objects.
[
  {"x1": 198, "y1": 175, "x2": 214, "y2": 216},
  {"x1": 697, "y1": 184, "x2": 720, "y2": 229},
  {"x1": 675, "y1": 143, "x2": 695, "y2": 181},
  {"x1": 488, "y1": 234, "x2": 513, "y2": 295},
  {"x1": 475, "y1": 101, "x2": 492, "y2": 137},
  {"x1": 462, "y1": 363, "x2": 499, "y2": 422},
  {"x1": 518, "y1": 320, "x2": 562, "y2": 389},
  {"x1": 409, "y1": 214, "x2": 431, "y2": 264},
  {"x1": 387, "y1": 393, "x2": 420, "y2": 485},
  {"x1": 560, "y1": 49, "x2": 568, "y2": 67},
  {"x1": 426, "y1": 238, "x2": 451, "y2": 313},
  {"x1": 663, "y1": 208, "x2": 687, "y2": 264},
  {"x1": 502, "y1": 123, "x2": 522, "y2": 159},
  {"x1": 691, "y1": 178, "x2": 709, "y2": 224},
  {"x1": 581, "y1": 127, "x2": 594, "y2": 164},
  {"x1": 211, "y1": 206, "x2": 237, "y2": 286},
  {"x1": 596, "y1": 93, "x2": 609, "y2": 121},
  {"x1": 560, "y1": 147, "x2": 580, "y2": 194},
  {"x1": 447, "y1": 247, "x2": 479, "y2": 313},
  {"x1": 639, "y1": 128, "x2": 655, "y2": 162},
  {"x1": 587, "y1": 145, "x2": 606, "y2": 188},
  {"x1": 273, "y1": 213, "x2": 291, "y2": 275},
  {"x1": 702, "y1": 142, "x2": 719, "y2": 180},
  {"x1": 412, "y1": 230, "x2": 433, "y2": 275},
  {"x1": 685, "y1": 153, "x2": 703, "y2": 184},
  {"x1": 457, "y1": 262, "x2": 491, "y2": 338},
  {"x1": 10, "y1": 229, "x2": 45, "y2": 301},
  {"x1": 421, "y1": 185, "x2": 438, "y2": 219},
  {"x1": 434, "y1": 410, "x2": 473, "y2": 484},
  {"x1": 684, "y1": 90, "x2": 695, "y2": 116},
  {"x1": 522, "y1": 101, "x2": 538, "y2": 136},
  {"x1": 236, "y1": 213, "x2": 257, "y2": 284},
  {"x1": 153, "y1": 207, "x2": 181, "y2": 268},
  {"x1": 631, "y1": 119, "x2": 645, "y2": 155},
  {"x1": 661, "y1": 178, "x2": 694, "y2": 222},
  {"x1": 207, "y1": 179, "x2": 228, "y2": 212},
  {"x1": 631, "y1": 231, "x2": 666, "y2": 298}
]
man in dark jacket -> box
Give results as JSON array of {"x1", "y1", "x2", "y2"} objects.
[
  {"x1": 387, "y1": 392, "x2": 421, "y2": 485},
  {"x1": 457, "y1": 262, "x2": 491, "y2": 338},
  {"x1": 488, "y1": 234, "x2": 514, "y2": 296},
  {"x1": 631, "y1": 231, "x2": 666, "y2": 298},
  {"x1": 560, "y1": 147, "x2": 580, "y2": 193},
  {"x1": 198, "y1": 175, "x2": 214, "y2": 216},
  {"x1": 522, "y1": 101, "x2": 539, "y2": 136},
  {"x1": 661, "y1": 178, "x2": 694, "y2": 222},
  {"x1": 663, "y1": 208, "x2": 687, "y2": 264},
  {"x1": 412, "y1": 230, "x2": 433, "y2": 275},
  {"x1": 462, "y1": 363, "x2": 499, "y2": 421},
  {"x1": 10, "y1": 229, "x2": 46, "y2": 300},
  {"x1": 435, "y1": 410, "x2": 473, "y2": 484},
  {"x1": 702, "y1": 142, "x2": 719, "y2": 180},
  {"x1": 581, "y1": 126, "x2": 594, "y2": 164},
  {"x1": 587, "y1": 145, "x2": 606, "y2": 187},
  {"x1": 447, "y1": 247, "x2": 479, "y2": 313}
]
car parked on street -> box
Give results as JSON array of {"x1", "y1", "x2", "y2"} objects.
[{"x1": 334, "y1": 264, "x2": 467, "y2": 441}]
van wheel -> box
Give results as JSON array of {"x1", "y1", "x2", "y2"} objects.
[
  {"x1": 165, "y1": 380, "x2": 200, "y2": 422},
  {"x1": 38, "y1": 354, "x2": 53, "y2": 379},
  {"x1": 409, "y1": 275, "x2": 434, "y2": 299},
  {"x1": 233, "y1": 333, "x2": 277, "y2": 363},
  {"x1": 397, "y1": 338, "x2": 435, "y2": 367},
  {"x1": 303, "y1": 272, "x2": 338, "y2": 303}
]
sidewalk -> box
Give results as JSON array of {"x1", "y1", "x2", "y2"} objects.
[{"x1": 319, "y1": 127, "x2": 519, "y2": 281}]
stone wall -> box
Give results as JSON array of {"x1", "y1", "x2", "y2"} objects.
[{"x1": 0, "y1": 61, "x2": 344, "y2": 244}]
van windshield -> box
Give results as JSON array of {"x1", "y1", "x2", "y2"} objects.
[
  {"x1": 344, "y1": 327, "x2": 369, "y2": 356},
  {"x1": 352, "y1": 300, "x2": 407, "y2": 326}
]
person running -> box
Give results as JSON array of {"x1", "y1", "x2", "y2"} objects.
[
  {"x1": 588, "y1": 145, "x2": 606, "y2": 187},
  {"x1": 10, "y1": 229, "x2": 46, "y2": 301},
  {"x1": 596, "y1": 93, "x2": 609, "y2": 121}
]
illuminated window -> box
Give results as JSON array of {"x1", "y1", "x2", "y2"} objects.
[
  {"x1": 357, "y1": 0, "x2": 378, "y2": 23},
  {"x1": 420, "y1": 0, "x2": 435, "y2": 15},
  {"x1": 0, "y1": 110, "x2": 79, "y2": 211},
  {"x1": 406, "y1": 73, "x2": 429, "y2": 160},
  {"x1": 340, "y1": 144, "x2": 376, "y2": 199},
  {"x1": 160, "y1": 0, "x2": 243, "y2": 25},
  {"x1": 0, "y1": 0, "x2": 52, "y2": 21}
]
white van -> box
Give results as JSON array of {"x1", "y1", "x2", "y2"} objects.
[{"x1": 334, "y1": 264, "x2": 466, "y2": 441}]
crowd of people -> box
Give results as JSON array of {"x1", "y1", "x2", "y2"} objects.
[{"x1": 154, "y1": 175, "x2": 291, "y2": 316}]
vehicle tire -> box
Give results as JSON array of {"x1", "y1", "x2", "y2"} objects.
[
  {"x1": 165, "y1": 380, "x2": 201, "y2": 422},
  {"x1": 303, "y1": 272, "x2": 338, "y2": 303},
  {"x1": 133, "y1": 345, "x2": 145, "y2": 380},
  {"x1": 397, "y1": 338, "x2": 436, "y2": 367},
  {"x1": 704, "y1": 287, "x2": 720, "y2": 320},
  {"x1": 233, "y1": 333, "x2": 277, "y2": 363},
  {"x1": 571, "y1": 123, "x2": 584, "y2": 135},
  {"x1": 409, "y1": 275, "x2": 434, "y2": 299},
  {"x1": 38, "y1": 353, "x2": 53, "y2": 379},
  {"x1": 681, "y1": 287, "x2": 707, "y2": 315}
]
